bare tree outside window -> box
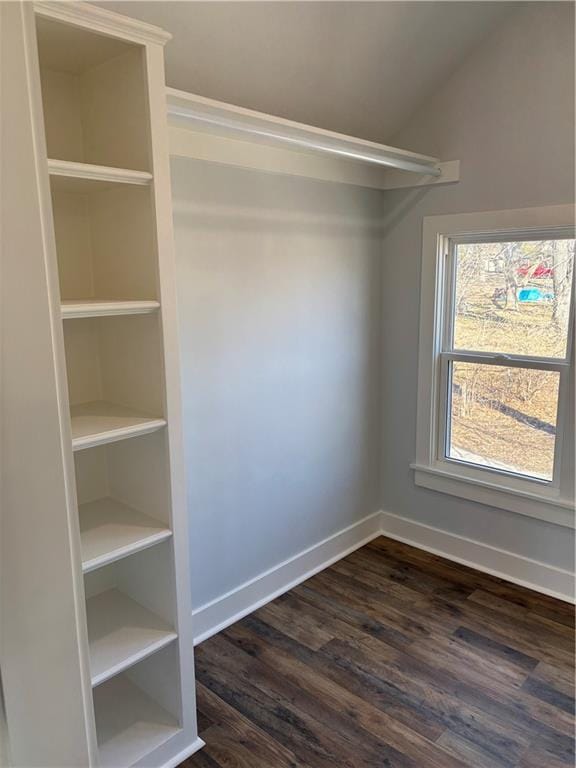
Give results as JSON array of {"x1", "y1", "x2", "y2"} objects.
[{"x1": 446, "y1": 238, "x2": 574, "y2": 481}]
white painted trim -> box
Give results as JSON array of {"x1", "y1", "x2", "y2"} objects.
[
  {"x1": 412, "y1": 463, "x2": 575, "y2": 529},
  {"x1": 192, "y1": 511, "x2": 382, "y2": 644},
  {"x1": 380, "y1": 510, "x2": 575, "y2": 603},
  {"x1": 158, "y1": 738, "x2": 206, "y2": 768},
  {"x1": 167, "y1": 87, "x2": 440, "y2": 174},
  {"x1": 192, "y1": 509, "x2": 573, "y2": 644},
  {"x1": 422, "y1": 206, "x2": 576, "y2": 237},
  {"x1": 47, "y1": 159, "x2": 152, "y2": 186},
  {"x1": 166, "y1": 87, "x2": 459, "y2": 191},
  {"x1": 143, "y1": 39, "x2": 201, "y2": 745},
  {"x1": 61, "y1": 300, "x2": 160, "y2": 319},
  {"x1": 71, "y1": 418, "x2": 167, "y2": 451},
  {"x1": 34, "y1": 1, "x2": 172, "y2": 45},
  {"x1": 415, "y1": 205, "x2": 576, "y2": 526},
  {"x1": 1, "y1": 3, "x2": 98, "y2": 762},
  {"x1": 378, "y1": 160, "x2": 460, "y2": 190},
  {"x1": 168, "y1": 126, "x2": 458, "y2": 192},
  {"x1": 169, "y1": 125, "x2": 396, "y2": 191}
]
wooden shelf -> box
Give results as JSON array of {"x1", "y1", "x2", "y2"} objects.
[
  {"x1": 80, "y1": 498, "x2": 172, "y2": 573},
  {"x1": 71, "y1": 401, "x2": 166, "y2": 450},
  {"x1": 94, "y1": 675, "x2": 180, "y2": 768},
  {"x1": 87, "y1": 588, "x2": 177, "y2": 686},
  {"x1": 62, "y1": 299, "x2": 160, "y2": 319},
  {"x1": 48, "y1": 159, "x2": 152, "y2": 191}
]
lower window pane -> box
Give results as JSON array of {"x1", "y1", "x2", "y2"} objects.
[{"x1": 447, "y1": 362, "x2": 560, "y2": 481}]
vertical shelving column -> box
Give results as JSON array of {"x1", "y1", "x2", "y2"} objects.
[{"x1": 32, "y1": 3, "x2": 202, "y2": 766}]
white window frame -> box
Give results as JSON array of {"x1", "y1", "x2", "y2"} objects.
[{"x1": 412, "y1": 205, "x2": 575, "y2": 528}]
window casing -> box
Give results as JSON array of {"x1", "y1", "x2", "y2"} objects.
[{"x1": 413, "y1": 207, "x2": 575, "y2": 528}]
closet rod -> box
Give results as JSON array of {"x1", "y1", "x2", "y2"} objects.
[{"x1": 166, "y1": 89, "x2": 442, "y2": 177}]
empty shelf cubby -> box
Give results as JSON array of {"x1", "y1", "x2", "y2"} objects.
[
  {"x1": 36, "y1": 15, "x2": 151, "y2": 172},
  {"x1": 63, "y1": 314, "x2": 165, "y2": 449},
  {"x1": 84, "y1": 541, "x2": 178, "y2": 687},
  {"x1": 51, "y1": 178, "x2": 158, "y2": 304},
  {"x1": 74, "y1": 430, "x2": 172, "y2": 572},
  {"x1": 93, "y1": 638, "x2": 182, "y2": 767}
]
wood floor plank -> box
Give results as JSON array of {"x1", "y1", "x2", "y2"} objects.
[
  {"x1": 192, "y1": 683, "x2": 302, "y2": 768},
  {"x1": 530, "y1": 660, "x2": 575, "y2": 699},
  {"x1": 181, "y1": 746, "x2": 223, "y2": 768},
  {"x1": 466, "y1": 589, "x2": 530, "y2": 619},
  {"x1": 349, "y1": 546, "x2": 473, "y2": 602},
  {"x1": 292, "y1": 581, "x2": 414, "y2": 652},
  {"x1": 308, "y1": 567, "x2": 442, "y2": 640},
  {"x1": 256, "y1": 597, "x2": 335, "y2": 651},
  {"x1": 320, "y1": 637, "x2": 531, "y2": 766},
  {"x1": 411, "y1": 593, "x2": 574, "y2": 668},
  {"x1": 329, "y1": 557, "x2": 424, "y2": 604},
  {"x1": 366, "y1": 538, "x2": 573, "y2": 622},
  {"x1": 521, "y1": 676, "x2": 575, "y2": 715},
  {"x1": 197, "y1": 632, "x2": 417, "y2": 768},
  {"x1": 407, "y1": 631, "x2": 531, "y2": 691},
  {"x1": 195, "y1": 645, "x2": 343, "y2": 768},
  {"x1": 258, "y1": 590, "x2": 443, "y2": 741},
  {"x1": 436, "y1": 729, "x2": 514, "y2": 768},
  {"x1": 223, "y1": 619, "x2": 469, "y2": 768},
  {"x1": 526, "y1": 604, "x2": 575, "y2": 630},
  {"x1": 235, "y1": 612, "x2": 446, "y2": 743},
  {"x1": 518, "y1": 742, "x2": 575, "y2": 768},
  {"x1": 183, "y1": 536, "x2": 575, "y2": 768},
  {"x1": 451, "y1": 626, "x2": 539, "y2": 672},
  {"x1": 464, "y1": 592, "x2": 574, "y2": 648},
  {"x1": 527, "y1": 611, "x2": 576, "y2": 636},
  {"x1": 201, "y1": 725, "x2": 297, "y2": 768},
  {"x1": 342, "y1": 625, "x2": 573, "y2": 743}
]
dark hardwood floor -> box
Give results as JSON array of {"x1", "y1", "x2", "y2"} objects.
[{"x1": 183, "y1": 536, "x2": 575, "y2": 768}]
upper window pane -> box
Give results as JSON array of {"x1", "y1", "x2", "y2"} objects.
[{"x1": 452, "y1": 238, "x2": 575, "y2": 358}]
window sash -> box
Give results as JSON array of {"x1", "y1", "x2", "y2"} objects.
[
  {"x1": 436, "y1": 355, "x2": 567, "y2": 488},
  {"x1": 441, "y1": 350, "x2": 567, "y2": 371},
  {"x1": 442, "y1": 235, "x2": 575, "y2": 365}
]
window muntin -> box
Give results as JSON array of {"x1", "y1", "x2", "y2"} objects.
[{"x1": 440, "y1": 235, "x2": 574, "y2": 486}]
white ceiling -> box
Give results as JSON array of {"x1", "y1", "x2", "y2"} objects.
[{"x1": 100, "y1": 1, "x2": 514, "y2": 143}]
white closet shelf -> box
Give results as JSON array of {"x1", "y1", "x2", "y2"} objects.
[
  {"x1": 61, "y1": 299, "x2": 160, "y2": 319},
  {"x1": 48, "y1": 159, "x2": 153, "y2": 191},
  {"x1": 87, "y1": 588, "x2": 177, "y2": 687},
  {"x1": 71, "y1": 401, "x2": 166, "y2": 450},
  {"x1": 80, "y1": 498, "x2": 172, "y2": 573},
  {"x1": 167, "y1": 88, "x2": 460, "y2": 190},
  {"x1": 167, "y1": 88, "x2": 442, "y2": 175},
  {"x1": 94, "y1": 675, "x2": 180, "y2": 768}
]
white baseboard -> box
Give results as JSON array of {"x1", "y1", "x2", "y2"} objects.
[
  {"x1": 192, "y1": 508, "x2": 574, "y2": 643},
  {"x1": 192, "y1": 511, "x2": 382, "y2": 644},
  {"x1": 161, "y1": 738, "x2": 206, "y2": 768},
  {"x1": 380, "y1": 510, "x2": 575, "y2": 603}
]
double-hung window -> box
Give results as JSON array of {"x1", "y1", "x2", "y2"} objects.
[{"x1": 413, "y1": 206, "x2": 575, "y2": 527}]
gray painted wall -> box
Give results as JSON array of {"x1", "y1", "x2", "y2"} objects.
[
  {"x1": 171, "y1": 159, "x2": 383, "y2": 609},
  {"x1": 380, "y1": 2, "x2": 575, "y2": 569}
]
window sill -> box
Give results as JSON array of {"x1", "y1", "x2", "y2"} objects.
[{"x1": 410, "y1": 462, "x2": 575, "y2": 528}]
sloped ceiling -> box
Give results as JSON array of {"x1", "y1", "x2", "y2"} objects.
[{"x1": 101, "y1": 1, "x2": 514, "y2": 143}]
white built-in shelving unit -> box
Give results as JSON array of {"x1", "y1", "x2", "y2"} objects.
[{"x1": 1, "y1": 2, "x2": 201, "y2": 766}]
